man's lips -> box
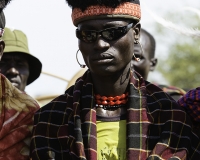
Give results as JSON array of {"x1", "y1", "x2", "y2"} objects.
[
  {"x1": 92, "y1": 54, "x2": 114, "y2": 61},
  {"x1": 9, "y1": 79, "x2": 20, "y2": 86},
  {"x1": 11, "y1": 82, "x2": 19, "y2": 87}
]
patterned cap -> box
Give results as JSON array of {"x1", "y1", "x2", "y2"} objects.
[
  {"x1": 178, "y1": 87, "x2": 200, "y2": 122},
  {"x1": 65, "y1": 0, "x2": 141, "y2": 26}
]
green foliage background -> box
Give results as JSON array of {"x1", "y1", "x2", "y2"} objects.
[{"x1": 156, "y1": 11, "x2": 200, "y2": 90}]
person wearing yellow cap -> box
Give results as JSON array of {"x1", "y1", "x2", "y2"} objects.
[
  {"x1": 30, "y1": 0, "x2": 200, "y2": 159},
  {"x1": 0, "y1": 27, "x2": 42, "y2": 91},
  {"x1": 0, "y1": 1, "x2": 40, "y2": 159}
]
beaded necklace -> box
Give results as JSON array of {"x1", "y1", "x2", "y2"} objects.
[{"x1": 94, "y1": 93, "x2": 128, "y2": 110}]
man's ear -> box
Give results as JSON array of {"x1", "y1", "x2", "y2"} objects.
[
  {"x1": 133, "y1": 23, "x2": 141, "y2": 42},
  {"x1": 0, "y1": 40, "x2": 5, "y2": 60},
  {"x1": 150, "y1": 58, "x2": 157, "y2": 71}
]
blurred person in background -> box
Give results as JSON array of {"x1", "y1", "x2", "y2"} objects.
[
  {"x1": 30, "y1": 0, "x2": 200, "y2": 159},
  {"x1": 0, "y1": 1, "x2": 40, "y2": 159},
  {"x1": 131, "y1": 28, "x2": 186, "y2": 101},
  {"x1": 1, "y1": 27, "x2": 42, "y2": 92}
]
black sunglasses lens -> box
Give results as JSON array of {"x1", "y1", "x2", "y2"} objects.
[
  {"x1": 76, "y1": 29, "x2": 96, "y2": 43},
  {"x1": 102, "y1": 30, "x2": 115, "y2": 40},
  {"x1": 76, "y1": 23, "x2": 133, "y2": 42},
  {"x1": 102, "y1": 27, "x2": 126, "y2": 41}
]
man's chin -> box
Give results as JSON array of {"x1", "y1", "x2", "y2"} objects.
[{"x1": 11, "y1": 82, "x2": 20, "y2": 89}]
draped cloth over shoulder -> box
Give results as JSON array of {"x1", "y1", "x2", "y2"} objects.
[
  {"x1": 0, "y1": 74, "x2": 40, "y2": 159},
  {"x1": 178, "y1": 87, "x2": 200, "y2": 137},
  {"x1": 178, "y1": 87, "x2": 200, "y2": 123},
  {"x1": 30, "y1": 70, "x2": 200, "y2": 160}
]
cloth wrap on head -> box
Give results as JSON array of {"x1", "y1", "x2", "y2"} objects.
[{"x1": 71, "y1": 1, "x2": 141, "y2": 26}]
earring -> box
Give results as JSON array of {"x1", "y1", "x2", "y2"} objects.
[
  {"x1": 76, "y1": 49, "x2": 86, "y2": 68},
  {"x1": 133, "y1": 40, "x2": 144, "y2": 62}
]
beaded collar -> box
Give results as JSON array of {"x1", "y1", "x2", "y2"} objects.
[{"x1": 94, "y1": 92, "x2": 128, "y2": 110}]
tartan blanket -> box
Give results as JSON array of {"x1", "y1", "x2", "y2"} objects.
[
  {"x1": 178, "y1": 87, "x2": 200, "y2": 137},
  {"x1": 178, "y1": 87, "x2": 200, "y2": 123},
  {"x1": 0, "y1": 74, "x2": 40, "y2": 160},
  {"x1": 30, "y1": 70, "x2": 200, "y2": 160}
]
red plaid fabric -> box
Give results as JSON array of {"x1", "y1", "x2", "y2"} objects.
[
  {"x1": 30, "y1": 70, "x2": 200, "y2": 160},
  {"x1": 0, "y1": 74, "x2": 40, "y2": 159}
]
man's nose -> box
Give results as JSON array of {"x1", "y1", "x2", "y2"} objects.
[
  {"x1": 93, "y1": 36, "x2": 110, "y2": 50},
  {"x1": 6, "y1": 66, "x2": 19, "y2": 75}
]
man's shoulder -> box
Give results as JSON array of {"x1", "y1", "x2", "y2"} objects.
[
  {"x1": 0, "y1": 73, "x2": 40, "y2": 111},
  {"x1": 37, "y1": 93, "x2": 72, "y2": 112},
  {"x1": 144, "y1": 81, "x2": 185, "y2": 111},
  {"x1": 178, "y1": 87, "x2": 200, "y2": 123},
  {"x1": 145, "y1": 81, "x2": 171, "y2": 99},
  {"x1": 34, "y1": 89, "x2": 74, "y2": 124}
]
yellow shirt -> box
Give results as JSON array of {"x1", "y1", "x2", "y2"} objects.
[{"x1": 97, "y1": 120, "x2": 126, "y2": 160}]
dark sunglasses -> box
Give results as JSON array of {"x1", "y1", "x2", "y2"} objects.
[{"x1": 76, "y1": 23, "x2": 135, "y2": 43}]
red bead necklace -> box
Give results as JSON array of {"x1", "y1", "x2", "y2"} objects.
[{"x1": 94, "y1": 92, "x2": 128, "y2": 108}]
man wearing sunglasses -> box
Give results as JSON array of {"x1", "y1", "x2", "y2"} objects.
[
  {"x1": 0, "y1": 1, "x2": 40, "y2": 159},
  {"x1": 31, "y1": 0, "x2": 200, "y2": 159},
  {"x1": 76, "y1": 22, "x2": 135, "y2": 43}
]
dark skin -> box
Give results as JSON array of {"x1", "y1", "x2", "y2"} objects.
[
  {"x1": 0, "y1": 52, "x2": 29, "y2": 91},
  {"x1": 78, "y1": 19, "x2": 140, "y2": 117},
  {"x1": 0, "y1": 40, "x2": 4, "y2": 60},
  {"x1": 131, "y1": 31, "x2": 157, "y2": 80},
  {"x1": 0, "y1": 13, "x2": 5, "y2": 60}
]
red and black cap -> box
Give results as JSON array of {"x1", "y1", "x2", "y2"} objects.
[{"x1": 65, "y1": 0, "x2": 141, "y2": 26}]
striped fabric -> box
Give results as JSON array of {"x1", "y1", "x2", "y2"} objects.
[
  {"x1": 157, "y1": 84, "x2": 186, "y2": 96},
  {"x1": 0, "y1": 74, "x2": 40, "y2": 159},
  {"x1": 30, "y1": 70, "x2": 200, "y2": 160},
  {"x1": 72, "y1": 2, "x2": 141, "y2": 26}
]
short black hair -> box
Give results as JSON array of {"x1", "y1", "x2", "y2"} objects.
[
  {"x1": 0, "y1": 0, "x2": 12, "y2": 12},
  {"x1": 141, "y1": 28, "x2": 156, "y2": 58},
  {"x1": 66, "y1": 0, "x2": 140, "y2": 11},
  {"x1": 0, "y1": 11, "x2": 5, "y2": 29},
  {"x1": 0, "y1": 0, "x2": 13, "y2": 28}
]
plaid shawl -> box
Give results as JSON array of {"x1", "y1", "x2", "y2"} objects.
[
  {"x1": 0, "y1": 74, "x2": 40, "y2": 159},
  {"x1": 157, "y1": 84, "x2": 186, "y2": 96},
  {"x1": 30, "y1": 70, "x2": 200, "y2": 160},
  {"x1": 178, "y1": 87, "x2": 200, "y2": 123},
  {"x1": 178, "y1": 87, "x2": 200, "y2": 137}
]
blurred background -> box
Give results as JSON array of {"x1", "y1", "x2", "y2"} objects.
[{"x1": 4, "y1": 0, "x2": 200, "y2": 105}]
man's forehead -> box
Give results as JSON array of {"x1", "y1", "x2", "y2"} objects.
[{"x1": 2, "y1": 53, "x2": 28, "y2": 61}]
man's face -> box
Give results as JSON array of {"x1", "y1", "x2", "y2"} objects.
[
  {"x1": 0, "y1": 52, "x2": 29, "y2": 91},
  {"x1": 78, "y1": 19, "x2": 140, "y2": 76},
  {"x1": 131, "y1": 33, "x2": 156, "y2": 80}
]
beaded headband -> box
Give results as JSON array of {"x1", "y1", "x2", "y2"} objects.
[{"x1": 72, "y1": 2, "x2": 141, "y2": 26}]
